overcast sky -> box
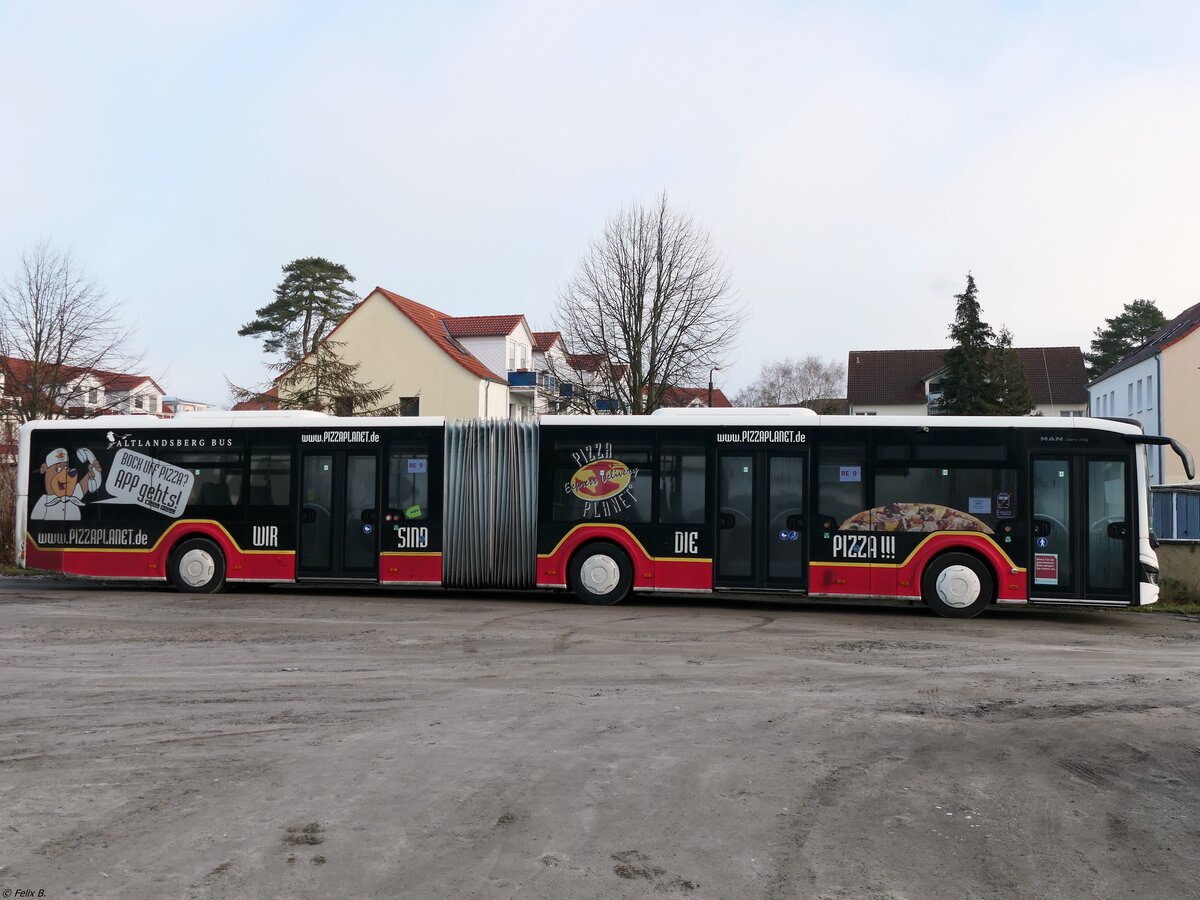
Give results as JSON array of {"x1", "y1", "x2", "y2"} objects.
[{"x1": 2, "y1": 1, "x2": 1198, "y2": 405}]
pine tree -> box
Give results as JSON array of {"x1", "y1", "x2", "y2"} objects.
[
  {"x1": 228, "y1": 339, "x2": 407, "y2": 416},
  {"x1": 239, "y1": 257, "x2": 358, "y2": 364},
  {"x1": 938, "y1": 274, "x2": 996, "y2": 415},
  {"x1": 230, "y1": 257, "x2": 400, "y2": 414},
  {"x1": 1085, "y1": 299, "x2": 1167, "y2": 376},
  {"x1": 989, "y1": 326, "x2": 1034, "y2": 415}
]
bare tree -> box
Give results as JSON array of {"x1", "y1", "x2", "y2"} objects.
[
  {"x1": 0, "y1": 240, "x2": 140, "y2": 422},
  {"x1": 734, "y1": 355, "x2": 846, "y2": 410},
  {"x1": 552, "y1": 192, "x2": 741, "y2": 414}
]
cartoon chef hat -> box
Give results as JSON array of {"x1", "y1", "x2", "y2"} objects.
[{"x1": 45, "y1": 448, "x2": 69, "y2": 468}]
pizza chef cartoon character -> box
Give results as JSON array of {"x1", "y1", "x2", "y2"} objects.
[{"x1": 31, "y1": 447, "x2": 104, "y2": 520}]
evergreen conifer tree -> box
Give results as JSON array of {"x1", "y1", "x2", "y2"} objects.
[
  {"x1": 938, "y1": 274, "x2": 996, "y2": 415},
  {"x1": 1084, "y1": 299, "x2": 1167, "y2": 376},
  {"x1": 989, "y1": 326, "x2": 1034, "y2": 415}
]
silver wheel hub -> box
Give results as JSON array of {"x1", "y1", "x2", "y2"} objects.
[
  {"x1": 579, "y1": 553, "x2": 620, "y2": 595},
  {"x1": 178, "y1": 548, "x2": 216, "y2": 588},
  {"x1": 935, "y1": 564, "x2": 981, "y2": 608}
]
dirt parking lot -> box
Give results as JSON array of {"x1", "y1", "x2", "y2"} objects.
[{"x1": 2, "y1": 579, "x2": 1199, "y2": 900}]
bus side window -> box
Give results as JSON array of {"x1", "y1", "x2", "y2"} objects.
[
  {"x1": 552, "y1": 439, "x2": 653, "y2": 523},
  {"x1": 389, "y1": 447, "x2": 429, "y2": 520},
  {"x1": 162, "y1": 452, "x2": 243, "y2": 507},
  {"x1": 659, "y1": 443, "x2": 706, "y2": 524},
  {"x1": 249, "y1": 447, "x2": 291, "y2": 507},
  {"x1": 818, "y1": 445, "x2": 866, "y2": 527}
]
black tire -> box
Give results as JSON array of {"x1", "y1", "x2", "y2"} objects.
[
  {"x1": 168, "y1": 538, "x2": 227, "y2": 594},
  {"x1": 921, "y1": 552, "x2": 993, "y2": 618},
  {"x1": 568, "y1": 541, "x2": 633, "y2": 606}
]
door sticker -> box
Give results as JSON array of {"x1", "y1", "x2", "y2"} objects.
[{"x1": 1034, "y1": 553, "x2": 1059, "y2": 585}]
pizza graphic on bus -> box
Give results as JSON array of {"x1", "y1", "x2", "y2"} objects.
[{"x1": 568, "y1": 459, "x2": 634, "y2": 500}]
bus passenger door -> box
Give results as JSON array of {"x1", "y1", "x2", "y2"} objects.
[
  {"x1": 1031, "y1": 456, "x2": 1133, "y2": 602},
  {"x1": 716, "y1": 450, "x2": 807, "y2": 591},
  {"x1": 298, "y1": 449, "x2": 380, "y2": 580}
]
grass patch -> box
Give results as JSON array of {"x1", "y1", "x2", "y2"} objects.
[
  {"x1": 1130, "y1": 577, "x2": 1200, "y2": 614},
  {"x1": 0, "y1": 564, "x2": 53, "y2": 577}
]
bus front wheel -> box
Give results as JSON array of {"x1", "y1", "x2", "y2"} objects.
[
  {"x1": 169, "y1": 538, "x2": 227, "y2": 594},
  {"x1": 921, "y1": 553, "x2": 992, "y2": 618},
  {"x1": 568, "y1": 541, "x2": 633, "y2": 606}
]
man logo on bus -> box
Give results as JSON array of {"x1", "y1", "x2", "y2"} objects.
[
  {"x1": 568, "y1": 458, "x2": 634, "y2": 501},
  {"x1": 31, "y1": 447, "x2": 103, "y2": 521}
]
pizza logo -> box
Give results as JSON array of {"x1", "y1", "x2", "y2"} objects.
[{"x1": 568, "y1": 459, "x2": 633, "y2": 501}]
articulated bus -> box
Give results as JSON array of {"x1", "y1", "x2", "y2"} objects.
[{"x1": 15, "y1": 409, "x2": 1193, "y2": 618}]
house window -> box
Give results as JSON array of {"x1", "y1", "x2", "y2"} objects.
[
  {"x1": 398, "y1": 397, "x2": 419, "y2": 417},
  {"x1": 507, "y1": 341, "x2": 516, "y2": 371},
  {"x1": 88, "y1": 388, "x2": 98, "y2": 403},
  {"x1": 149, "y1": 396, "x2": 158, "y2": 413},
  {"x1": 1137, "y1": 379, "x2": 1143, "y2": 412},
  {"x1": 334, "y1": 396, "x2": 353, "y2": 416},
  {"x1": 1147, "y1": 375, "x2": 1154, "y2": 409},
  {"x1": 1127, "y1": 384, "x2": 1133, "y2": 415},
  {"x1": 134, "y1": 396, "x2": 144, "y2": 410}
]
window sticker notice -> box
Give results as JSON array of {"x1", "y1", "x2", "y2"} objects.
[
  {"x1": 994, "y1": 490, "x2": 1015, "y2": 519},
  {"x1": 839, "y1": 466, "x2": 861, "y2": 483},
  {"x1": 407, "y1": 459, "x2": 427, "y2": 474},
  {"x1": 1034, "y1": 553, "x2": 1059, "y2": 585},
  {"x1": 968, "y1": 496, "x2": 992, "y2": 515}
]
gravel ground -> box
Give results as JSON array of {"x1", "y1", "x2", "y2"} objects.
[{"x1": 1, "y1": 579, "x2": 1199, "y2": 899}]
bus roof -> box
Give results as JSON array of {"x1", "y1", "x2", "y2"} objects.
[
  {"x1": 544, "y1": 410, "x2": 1146, "y2": 435},
  {"x1": 19, "y1": 412, "x2": 448, "y2": 432}
]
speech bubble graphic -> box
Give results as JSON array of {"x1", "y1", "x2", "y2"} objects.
[{"x1": 96, "y1": 448, "x2": 194, "y2": 518}]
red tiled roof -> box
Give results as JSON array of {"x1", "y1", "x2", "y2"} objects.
[
  {"x1": 533, "y1": 331, "x2": 562, "y2": 353},
  {"x1": 847, "y1": 347, "x2": 1088, "y2": 406},
  {"x1": 443, "y1": 314, "x2": 526, "y2": 338},
  {"x1": 232, "y1": 387, "x2": 279, "y2": 411},
  {"x1": 374, "y1": 288, "x2": 506, "y2": 383},
  {"x1": 1, "y1": 356, "x2": 162, "y2": 398},
  {"x1": 659, "y1": 386, "x2": 733, "y2": 408}
]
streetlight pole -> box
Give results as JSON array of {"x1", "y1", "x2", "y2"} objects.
[{"x1": 708, "y1": 365, "x2": 724, "y2": 407}]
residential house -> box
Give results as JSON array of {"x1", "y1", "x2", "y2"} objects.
[
  {"x1": 163, "y1": 397, "x2": 215, "y2": 416},
  {"x1": 0, "y1": 357, "x2": 166, "y2": 459},
  {"x1": 270, "y1": 287, "x2": 575, "y2": 419},
  {"x1": 658, "y1": 386, "x2": 732, "y2": 409},
  {"x1": 846, "y1": 347, "x2": 1088, "y2": 418},
  {"x1": 1, "y1": 357, "x2": 165, "y2": 417},
  {"x1": 1087, "y1": 301, "x2": 1200, "y2": 535}
]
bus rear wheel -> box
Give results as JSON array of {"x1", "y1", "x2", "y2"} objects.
[
  {"x1": 169, "y1": 538, "x2": 227, "y2": 594},
  {"x1": 568, "y1": 541, "x2": 633, "y2": 606},
  {"x1": 921, "y1": 552, "x2": 992, "y2": 619}
]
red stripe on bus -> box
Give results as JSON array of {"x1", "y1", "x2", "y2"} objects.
[
  {"x1": 811, "y1": 533, "x2": 1027, "y2": 601},
  {"x1": 379, "y1": 553, "x2": 442, "y2": 584},
  {"x1": 537, "y1": 523, "x2": 713, "y2": 592},
  {"x1": 25, "y1": 525, "x2": 296, "y2": 582}
]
